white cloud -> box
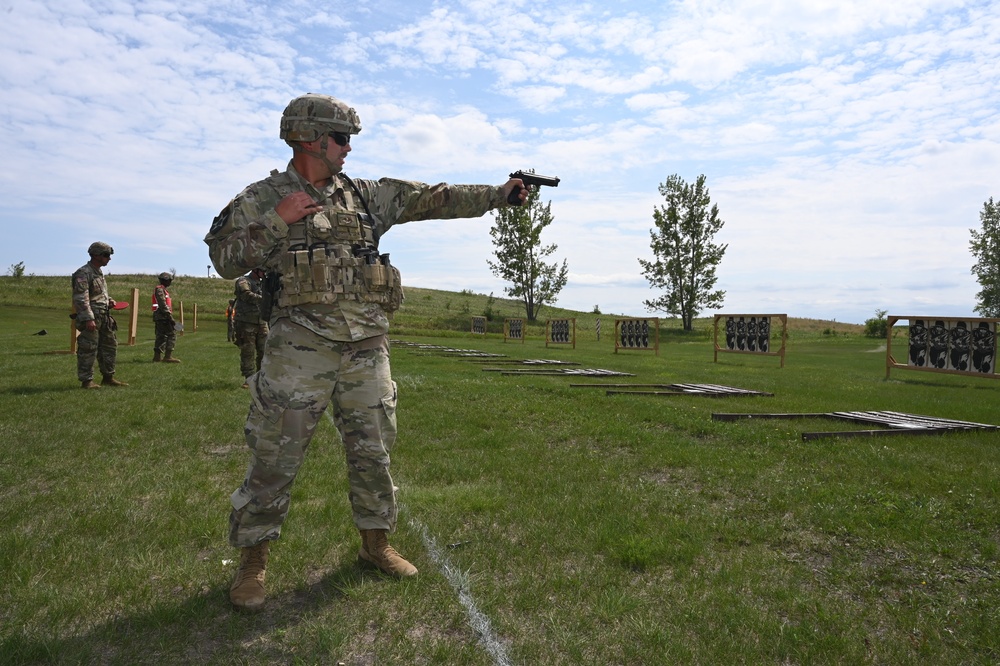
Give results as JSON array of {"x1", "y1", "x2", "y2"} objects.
[{"x1": 0, "y1": 0, "x2": 997, "y2": 324}]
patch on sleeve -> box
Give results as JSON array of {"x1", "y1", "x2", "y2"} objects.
[{"x1": 209, "y1": 200, "x2": 234, "y2": 235}]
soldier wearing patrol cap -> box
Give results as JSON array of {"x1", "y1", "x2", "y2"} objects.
[
  {"x1": 72, "y1": 242, "x2": 127, "y2": 389},
  {"x1": 152, "y1": 272, "x2": 181, "y2": 363},
  {"x1": 206, "y1": 93, "x2": 528, "y2": 611}
]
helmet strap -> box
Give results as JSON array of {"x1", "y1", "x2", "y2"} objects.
[{"x1": 293, "y1": 135, "x2": 342, "y2": 179}]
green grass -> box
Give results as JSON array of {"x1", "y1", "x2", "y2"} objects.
[
  {"x1": 0, "y1": 273, "x2": 865, "y2": 339},
  {"x1": 1, "y1": 276, "x2": 998, "y2": 664}
]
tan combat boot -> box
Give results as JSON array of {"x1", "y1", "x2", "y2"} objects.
[
  {"x1": 163, "y1": 352, "x2": 181, "y2": 364},
  {"x1": 81, "y1": 379, "x2": 100, "y2": 389},
  {"x1": 359, "y1": 529, "x2": 418, "y2": 577},
  {"x1": 230, "y1": 541, "x2": 269, "y2": 611},
  {"x1": 101, "y1": 375, "x2": 129, "y2": 387},
  {"x1": 153, "y1": 350, "x2": 162, "y2": 362}
]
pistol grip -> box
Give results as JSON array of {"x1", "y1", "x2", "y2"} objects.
[{"x1": 507, "y1": 185, "x2": 524, "y2": 206}]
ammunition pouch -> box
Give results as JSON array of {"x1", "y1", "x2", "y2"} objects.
[{"x1": 275, "y1": 244, "x2": 403, "y2": 313}]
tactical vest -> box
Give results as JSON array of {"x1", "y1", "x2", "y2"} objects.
[
  {"x1": 266, "y1": 170, "x2": 403, "y2": 312},
  {"x1": 151, "y1": 288, "x2": 171, "y2": 313}
]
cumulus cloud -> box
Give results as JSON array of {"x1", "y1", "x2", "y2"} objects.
[{"x1": 0, "y1": 0, "x2": 997, "y2": 322}]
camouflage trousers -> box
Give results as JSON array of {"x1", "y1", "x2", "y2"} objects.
[
  {"x1": 228, "y1": 318, "x2": 398, "y2": 548},
  {"x1": 234, "y1": 320, "x2": 269, "y2": 378},
  {"x1": 76, "y1": 310, "x2": 117, "y2": 381},
  {"x1": 153, "y1": 317, "x2": 176, "y2": 355}
]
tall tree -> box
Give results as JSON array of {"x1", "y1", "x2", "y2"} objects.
[
  {"x1": 638, "y1": 174, "x2": 727, "y2": 330},
  {"x1": 488, "y1": 185, "x2": 568, "y2": 321},
  {"x1": 970, "y1": 196, "x2": 1000, "y2": 317}
]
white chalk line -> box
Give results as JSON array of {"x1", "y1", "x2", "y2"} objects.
[
  {"x1": 405, "y1": 511, "x2": 514, "y2": 666},
  {"x1": 323, "y1": 411, "x2": 513, "y2": 665}
]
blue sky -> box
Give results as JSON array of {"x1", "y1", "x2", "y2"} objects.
[{"x1": 1, "y1": 0, "x2": 998, "y2": 324}]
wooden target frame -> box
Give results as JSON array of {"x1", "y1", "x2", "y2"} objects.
[
  {"x1": 614, "y1": 318, "x2": 659, "y2": 355},
  {"x1": 713, "y1": 410, "x2": 998, "y2": 441},
  {"x1": 713, "y1": 314, "x2": 787, "y2": 368},
  {"x1": 885, "y1": 315, "x2": 999, "y2": 379},
  {"x1": 470, "y1": 316, "x2": 487, "y2": 335},
  {"x1": 504, "y1": 318, "x2": 525, "y2": 343},
  {"x1": 546, "y1": 317, "x2": 576, "y2": 349}
]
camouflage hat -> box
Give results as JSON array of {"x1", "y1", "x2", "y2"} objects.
[
  {"x1": 280, "y1": 93, "x2": 361, "y2": 143},
  {"x1": 158, "y1": 272, "x2": 173, "y2": 282},
  {"x1": 88, "y1": 241, "x2": 114, "y2": 256}
]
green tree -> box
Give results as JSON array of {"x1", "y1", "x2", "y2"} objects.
[
  {"x1": 970, "y1": 197, "x2": 1000, "y2": 317},
  {"x1": 7, "y1": 261, "x2": 25, "y2": 279},
  {"x1": 488, "y1": 185, "x2": 568, "y2": 321},
  {"x1": 638, "y1": 174, "x2": 727, "y2": 330},
  {"x1": 864, "y1": 308, "x2": 888, "y2": 338}
]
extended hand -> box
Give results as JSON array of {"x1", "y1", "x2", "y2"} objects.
[{"x1": 502, "y1": 178, "x2": 528, "y2": 205}]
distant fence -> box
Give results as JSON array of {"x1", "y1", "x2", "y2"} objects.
[
  {"x1": 615, "y1": 318, "x2": 659, "y2": 355},
  {"x1": 713, "y1": 314, "x2": 787, "y2": 368},
  {"x1": 886, "y1": 315, "x2": 998, "y2": 379}
]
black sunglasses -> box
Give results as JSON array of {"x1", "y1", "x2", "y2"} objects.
[
  {"x1": 99, "y1": 252, "x2": 112, "y2": 258},
  {"x1": 328, "y1": 131, "x2": 351, "y2": 147}
]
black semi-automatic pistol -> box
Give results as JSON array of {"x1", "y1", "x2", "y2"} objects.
[{"x1": 507, "y1": 170, "x2": 560, "y2": 205}]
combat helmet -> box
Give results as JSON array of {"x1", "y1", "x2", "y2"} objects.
[
  {"x1": 280, "y1": 94, "x2": 361, "y2": 144},
  {"x1": 88, "y1": 241, "x2": 114, "y2": 256},
  {"x1": 158, "y1": 272, "x2": 173, "y2": 283}
]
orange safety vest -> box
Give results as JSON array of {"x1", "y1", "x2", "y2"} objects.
[{"x1": 151, "y1": 287, "x2": 172, "y2": 313}]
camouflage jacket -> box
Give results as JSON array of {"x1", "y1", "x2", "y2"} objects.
[
  {"x1": 72, "y1": 262, "x2": 111, "y2": 323},
  {"x1": 205, "y1": 162, "x2": 506, "y2": 341},
  {"x1": 152, "y1": 285, "x2": 173, "y2": 321},
  {"x1": 233, "y1": 274, "x2": 263, "y2": 324}
]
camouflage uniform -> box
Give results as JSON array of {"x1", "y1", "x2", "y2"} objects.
[
  {"x1": 206, "y1": 161, "x2": 506, "y2": 547},
  {"x1": 152, "y1": 281, "x2": 176, "y2": 357},
  {"x1": 72, "y1": 262, "x2": 117, "y2": 382},
  {"x1": 233, "y1": 272, "x2": 269, "y2": 379}
]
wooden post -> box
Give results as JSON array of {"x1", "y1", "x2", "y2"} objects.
[
  {"x1": 126, "y1": 287, "x2": 139, "y2": 346},
  {"x1": 885, "y1": 316, "x2": 898, "y2": 379}
]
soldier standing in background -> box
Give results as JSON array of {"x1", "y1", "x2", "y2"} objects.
[
  {"x1": 152, "y1": 272, "x2": 181, "y2": 363},
  {"x1": 226, "y1": 299, "x2": 237, "y2": 342},
  {"x1": 233, "y1": 268, "x2": 269, "y2": 388},
  {"x1": 205, "y1": 92, "x2": 527, "y2": 612},
  {"x1": 72, "y1": 242, "x2": 127, "y2": 389}
]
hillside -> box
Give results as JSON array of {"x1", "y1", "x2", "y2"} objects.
[{"x1": 0, "y1": 273, "x2": 863, "y2": 341}]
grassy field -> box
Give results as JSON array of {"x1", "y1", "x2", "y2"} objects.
[
  {"x1": 1, "y1": 276, "x2": 998, "y2": 665},
  {"x1": 0, "y1": 273, "x2": 865, "y2": 340}
]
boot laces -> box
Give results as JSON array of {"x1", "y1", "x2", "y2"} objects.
[{"x1": 235, "y1": 545, "x2": 267, "y2": 584}]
